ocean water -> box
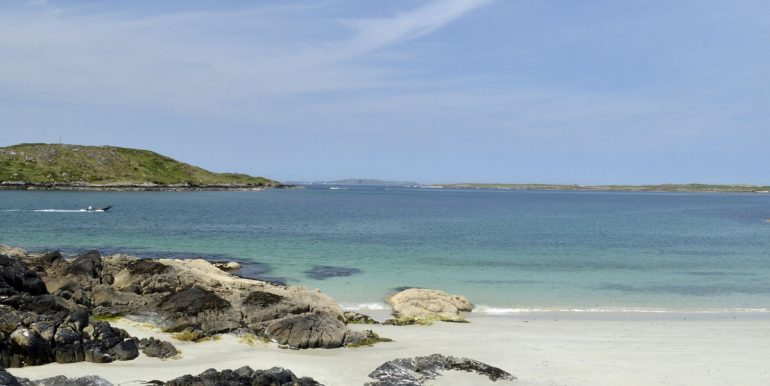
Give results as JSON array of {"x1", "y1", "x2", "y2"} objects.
[{"x1": 1, "y1": 187, "x2": 769, "y2": 313}]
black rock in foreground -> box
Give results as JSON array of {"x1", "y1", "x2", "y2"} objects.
[
  {"x1": 366, "y1": 354, "x2": 516, "y2": 386},
  {"x1": 163, "y1": 366, "x2": 322, "y2": 386}
]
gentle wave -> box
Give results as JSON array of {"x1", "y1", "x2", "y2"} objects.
[
  {"x1": 471, "y1": 305, "x2": 770, "y2": 314},
  {"x1": 340, "y1": 302, "x2": 390, "y2": 311}
]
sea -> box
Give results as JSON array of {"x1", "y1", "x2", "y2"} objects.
[{"x1": 1, "y1": 186, "x2": 769, "y2": 314}]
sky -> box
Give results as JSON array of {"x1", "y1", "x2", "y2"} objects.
[{"x1": 1, "y1": 0, "x2": 768, "y2": 184}]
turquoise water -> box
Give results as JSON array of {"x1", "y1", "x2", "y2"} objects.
[{"x1": 1, "y1": 187, "x2": 769, "y2": 313}]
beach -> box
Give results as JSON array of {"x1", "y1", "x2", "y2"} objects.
[{"x1": 8, "y1": 311, "x2": 770, "y2": 385}]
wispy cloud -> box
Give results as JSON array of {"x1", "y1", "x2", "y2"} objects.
[
  {"x1": 339, "y1": 0, "x2": 490, "y2": 58},
  {"x1": 0, "y1": 0, "x2": 490, "y2": 116}
]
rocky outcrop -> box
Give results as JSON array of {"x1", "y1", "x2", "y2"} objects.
[
  {"x1": 0, "y1": 249, "x2": 177, "y2": 369},
  {"x1": 163, "y1": 366, "x2": 321, "y2": 386},
  {"x1": 366, "y1": 354, "x2": 516, "y2": 386},
  {"x1": 386, "y1": 288, "x2": 473, "y2": 324},
  {"x1": 8, "y1": 247, "x2": 365, "y2": 350}
]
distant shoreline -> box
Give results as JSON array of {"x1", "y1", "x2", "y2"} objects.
[
  {"x1": 0, "y1": 182, "x2": 294, "y2": 191},
  {"x1": 420, "y1": 183, "x2": 770, "y2": 194}
]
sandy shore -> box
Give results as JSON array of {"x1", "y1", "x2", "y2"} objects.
[{"x1": 8, "y1": 311, "x2": 770, "y2": 386}]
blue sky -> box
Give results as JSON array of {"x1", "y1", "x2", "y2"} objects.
[{"x1": 1, "y1": 0, "x2": 768, "y2": 184}]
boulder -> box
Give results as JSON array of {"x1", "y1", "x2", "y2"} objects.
[
  {"x1": 0, "y1": 254, "x2": 48, "y2": 296},
  {"x1": 164, "y1": 366, "x2": 321, "y2": 386},
  {"x1": 366, "y1": 354, "x2": 516, "y2": 386},
  {"x1": 387, "y1": 288, "x2": 473, "y2": 324},
  {"x1": 109, "y1": 338, "x2": 139, "y2": 361},
  {"x1": 65, "y1": 251, "x2": 103, "y2": 278},
  {"x1": 264, "y1": 312, "x2": 348, "y2": 349},
  {"x1": 138, "y1": 337, "x2": 177, "y2": 359}
]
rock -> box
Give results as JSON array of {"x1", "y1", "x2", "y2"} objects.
[
  {"x1": 343, "y1": 329, "x2": 392, "y2": 348},
  {"x1": 212, "y1": 261, "x2": 241, "y2": 272},
  {"x1": 109, "y1": 338, "x2": 139, "y2": 361},
  {"x1": 9, "y1": 327, "x2": 50, "y2": 366},
  {"x1": 112, "y1": 259, "x2": 178, "y2": 295},
  {"x1": 65, "y1": 251, "x2": 103, "y2": 278},
  {"x1": 90, "y1": 285, "x2": 139, "y2": 307},
  {"x1": 138, "y1": 337, "x2": 177, "y2": 359},
  {"x1": 159, "y1": 287, "x2": 231, "y2": 315},
  {"x1": 83, "y1": 340, "x2": 112, "y2": 363},
  {"x1": 0, "y1": 245, "x2": 28, "y2": 259},
  {"x1": 22, "y1": 375, "x2": 114, "y2": 386},
  {"x1": 264, "y1": 312, "x2": 348, "y2": 349},
  {"x1": 0, "y1": 368, "x2": 22, "y2": 386},
  {"x1": 344, "y1": 311, "x2": 379, "y2": 325},
  {"x1": 54, "y1": 326, "x2": 85, "y2": 363},
  {"x1": 0, "y1": 254, "x2": 48, "y2": 296},
  {"x1": 40, "y1": 251, "x2": 63, "y2": 266},
  {"x1": 366, "y1": 354, "x2": 516, "y2": 386},
  {"x1": 387, "y1": 288, "x2": 473, "y2": 324},
  {"x1": 164, "y1": 366, "x2": 321, "y2": 386}
]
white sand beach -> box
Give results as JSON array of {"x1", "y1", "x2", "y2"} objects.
[{"x1": 8, "y1": 311, "x2": 770, "y2": 386}]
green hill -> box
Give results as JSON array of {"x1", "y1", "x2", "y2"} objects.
[{"x1": 0, "y1": 143, "x2": 278, "y2": 189}]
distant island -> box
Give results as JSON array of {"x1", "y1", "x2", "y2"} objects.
[
  {"x1": 0, "y1": 143, "x2": 282, "y2": 191},
  {"x1": 423, "y1": 183, "x2": 770, "y2": 193},
  {"x1": 289, "y1": 178, "x2": 421, "y2": 186}
]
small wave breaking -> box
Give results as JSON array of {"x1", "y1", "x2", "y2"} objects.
[
  {"x1": 471, "y1": 304, "x2": 770, "y2": 315},
  {"x1": 341, "y1": 302, "x2": 389, "y2": 312}
]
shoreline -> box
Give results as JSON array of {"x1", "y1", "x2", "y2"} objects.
[{"x1": 8, "y1": 311, "x2": 770, "y2": 385}]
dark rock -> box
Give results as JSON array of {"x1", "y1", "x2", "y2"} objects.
[
  {"x1": 159, "y1": 287, "x2": 231, "y2": 315},
  {"x1": 366, "y1": 354, "x2": 516, "y2": 386},
  {"x1": 65, "y1": 251, "x2": 103, "y2": 278},
  {"x1": 40, "y1": 251, "x2": 63, "y2": 266},
  {"x1": 54, "y1": 326, "x2": 84, "y2": 363},
  {"x1": 0, "y1": 368, "x2": 22, "y2": 386},
  {"x1": 0, "y1": 254, "x2": 48, "y2": 296},
  {"x1": 264, "y1": 312, "x2": 347, "y2": 349},
  {"x1": 109, "y1": 338, "x2": 138, "y2": 361},
  {"x1": 138, "y1": 337, "x2": 177, "y2": 359},
  {"x1": 23, "y1": 375, "x2": 113, "y2": 386},
  {"x1": 164, "y1": 366, "x2": 321, "y2": 386},
  {"x1": 304, "y1": 265, "x2": 362, "y2": 280},
  {"x1": 126, "y1": 260, "x2": 169, "y2": 276},
  {"x1": 100, "y1": 274, "x2": 114, "y2": 285},
  {"x1": 9, "y1": 327, "x2": 50, "y2": 366},
  {"x1": 83, "y1": 340, "x2": 112, "y2": 363},
  {"x1": 242, "y1": 291, "x2": 284, "y2": 308}
]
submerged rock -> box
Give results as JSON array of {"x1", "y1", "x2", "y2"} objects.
[
  {"x1": 387, "y1": 288, "x2": 473, "y2": 324},
  {"x1": 304, "y1": 265, "x2": 362, "y2": 280},
  {"x1": 163, "y1": 366, "x2": 321, "y2": 386},
  {"x1": 366, "y1": 354, "x2": 516, "y2": 386}
]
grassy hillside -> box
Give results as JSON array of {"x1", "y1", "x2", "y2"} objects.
[{"x1": 0, "y1": 143, "x2": 278, "y2": 187}]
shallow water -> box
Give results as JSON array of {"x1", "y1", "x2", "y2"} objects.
[{"x1": 1, "y1": 187, "x2": 769, "y2": 312}]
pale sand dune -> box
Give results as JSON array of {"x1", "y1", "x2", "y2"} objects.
[{"x1": 8, "y1": 312, "x2": 770, "y2": 386}]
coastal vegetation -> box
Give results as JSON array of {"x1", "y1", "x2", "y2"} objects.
[{"x1": 0, "y1": 143, "x2": 279, "y2": 189}]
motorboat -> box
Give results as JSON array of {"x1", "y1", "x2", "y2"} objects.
[{"x1": 83, "y1": 205, "x2": 112, "y2": 212}]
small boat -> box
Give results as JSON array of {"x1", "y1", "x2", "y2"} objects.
[{"x1": 84, "y1": 205, "x2": 112, "y2": 212}]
